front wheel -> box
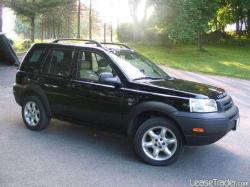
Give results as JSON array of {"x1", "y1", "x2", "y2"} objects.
[
  {"x1": 134, "y1": 117, "x2": 183, "y2": 166},
  {"x1": 21, "y1": 96, "x2": 50, "y2": 131}
]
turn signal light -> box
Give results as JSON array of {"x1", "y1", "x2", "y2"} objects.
[{"x1": 192, "y1": 128, "x2": 204, "y2": 133}]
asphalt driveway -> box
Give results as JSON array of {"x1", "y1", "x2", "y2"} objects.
[{"x1": 0, "y1": 65, "x2": 249, "y2": 187}]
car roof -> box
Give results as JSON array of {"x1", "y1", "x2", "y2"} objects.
[
  {"x1": 33, "y1": 43, "x2": 108, "y2": 55},
  {"x1": 36, "y1": 39, "x2": 134, "y2": 54}
]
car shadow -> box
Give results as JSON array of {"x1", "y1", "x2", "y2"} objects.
[
  {"x1": 17, "y1": 119, "x2": 139, "y2": 163},
  {"x1": 15, "y1": 118, "x2": 249, "y2": 178}
]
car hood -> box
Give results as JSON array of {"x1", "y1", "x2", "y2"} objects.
[{"x1": 143, "y1": 78, "x2": 226, "y2": 99}]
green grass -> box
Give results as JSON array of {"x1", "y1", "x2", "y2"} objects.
[{"x1": 132, "y1": 44, "x2": 250, "y2": 80}]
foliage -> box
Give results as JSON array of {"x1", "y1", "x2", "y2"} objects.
[
  {"x1": 4, "y1": 0, "x2": 103, "y2": 42},
  {"x1": 211, "y1": 0, "x2": 250, "y2": 33},
  {"x1": 151, "y1": 0, "x2": 220, "y2": 50},
  {"x1": 14, "y1": 16, "x2": 32, "y2": 39},
  {"x1": 118, "y1": 23, "x2": 134, "y2": 42},
  {"x1": 126, "y1": 0, "x2": 250, "y2": 49},
  {"x1": 13, "y1": 39, "x2": 32, "y2": 53},
  {"x1": 3, "y1": 0, "x2": 77, "y2": 41},
  {"x1": 3, "y1": 0, "x2": 250, "y2": 50}
]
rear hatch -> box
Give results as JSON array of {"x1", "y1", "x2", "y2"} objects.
[{"x1": 0, "y1": 33, "x2": 20, "y2": 66}]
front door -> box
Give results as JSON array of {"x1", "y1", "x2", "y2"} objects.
[{"x1": 70, "y1": 49, "x2": 124, "y2": 128}]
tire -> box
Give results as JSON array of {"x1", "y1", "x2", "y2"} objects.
[
  {"x1": 134, "y1": 117, "x2": 183, "y2": 166},
  {"x1": 21, "y1": 96, "x2": 50, "y2": 131}
]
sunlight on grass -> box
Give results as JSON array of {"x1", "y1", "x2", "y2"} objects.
[{"x1": 219, "y1": 61, "x2": 250, "y2": 71}]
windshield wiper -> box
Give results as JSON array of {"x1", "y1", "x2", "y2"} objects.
[{"x1": 133, "y1": 77, "x2": 165, "y2": 81}]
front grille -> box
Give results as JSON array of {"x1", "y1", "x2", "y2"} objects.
[{"x1": 216, "y1": 94, "x2": 233, "y2": 111}]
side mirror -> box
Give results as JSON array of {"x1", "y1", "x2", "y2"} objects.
[{"x1": 99, "y1": 72, "x2": 121, "y2": 86}]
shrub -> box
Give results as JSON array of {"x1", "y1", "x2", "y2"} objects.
[
  {"x1": 117, "y1": 23, "x2": 134, "y2": 42},
  {"x1": 13, "y1": 39, "x2": 32, "y2": 52},
  {"x1": 204, "y1": 31, "x2": 250, "y2": 46}
]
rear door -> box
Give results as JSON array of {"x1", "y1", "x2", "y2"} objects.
[{"x1": 37, "y1": 46, "x2": 77, "y2": 116}]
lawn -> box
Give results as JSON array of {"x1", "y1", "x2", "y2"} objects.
[{"x1": 132, "y1": 44, "x2": 250, "y2": 80}]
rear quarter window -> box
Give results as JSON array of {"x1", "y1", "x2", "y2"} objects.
[{"x1": 20, "y1": 45, "x2": 46, "y2": 72}]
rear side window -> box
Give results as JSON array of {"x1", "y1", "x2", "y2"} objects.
[
  {"x1": 21, "y1": 45, "x2": 45, "y2": 72},
  {"x1": 43, "y1": 49, "x2": 75, "y2": 77}
]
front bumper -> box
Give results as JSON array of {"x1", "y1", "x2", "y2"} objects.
[{"x1": 172, "y1": 105, "x2": 239, "y2": 146}]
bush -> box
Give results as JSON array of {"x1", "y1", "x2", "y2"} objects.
[
  {"x1": 203, "y1": 31, "x2": 250, "y2": 46},
  {"x1": 117, "y1": 23, "x2": 134, "y2": 42},
  {"x1": 13, "y1": 39, "x2": 32, "y2": 52},
  {"x1": 118, "y1": 23, "x2": 250, "y2": 47},
  {"x1": 118, "y1": 24, "x2": 174, "y2": 47},
  {"x1": 141, "y1": 29, "x2": 174, "y2": 47}
]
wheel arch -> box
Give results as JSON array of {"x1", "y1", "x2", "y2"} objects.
[
  {"x1": 20, "y1": 84, "x2": 51, "y2": 116},
  {"x1": 126, "y1": 101, "x2": 185, "y2": 142}
]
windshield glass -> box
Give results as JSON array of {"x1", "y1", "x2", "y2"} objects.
[{"x1": 110, "y1": 52, "x2": 170, "y2": 81}]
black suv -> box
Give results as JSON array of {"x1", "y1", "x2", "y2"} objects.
[{"x1": 13, "y1": 39, "x2": 240, "y2": 166}]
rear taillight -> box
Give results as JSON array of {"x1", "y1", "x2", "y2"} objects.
[
  {"x1": 16, "y1": 72, "x2": 28, "y2": 85},
  {"x1": 15, "y1": 72, "x2": 22, "y2": 84}
]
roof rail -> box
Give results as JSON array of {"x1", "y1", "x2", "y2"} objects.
[
  {"x1": 101, "y1": 42, "x2": 131, "y2": 49},
  {"x1": 52, "y1": 39, "x2": 103, "y2": 47}
]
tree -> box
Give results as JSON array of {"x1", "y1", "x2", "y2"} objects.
[
  {"x1": 4, "y1": 0, "x2": 38, "y2": 42},
  {"x1": 4, "y1": 0, "x2": 74, "y2": 42},
  {"x1": 77, "y1": 0, "x2": 80, "y2": 38},
  {"x1": 89, "y1": 0, "x2": 92, "y2": 39},
  {"x1": 153, "y1": 0, "x2": 219, "y2": 50},
  {"x1": 14, "y1": 15, "x2": 31, "y2": 38},
  {"x1": 128, "y1": 0, "x2": 152, "y2": 41},
  {"x1": 0, "y1": 0, "x2": 2, "y2": 32}
]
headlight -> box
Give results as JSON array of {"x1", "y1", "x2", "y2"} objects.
[{"x1": 189, "y1": 98, "x2": 218, "y2": 112}]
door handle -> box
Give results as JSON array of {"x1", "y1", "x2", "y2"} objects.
[
  {"x1": 44, "y1": 84, "x2": 59, "y2": 88},
  {"x1": 37, "y1": 76, "x2": 45, "y2": 81},
  {"x1": 70, "y1": 83, "x2": 78, "y2": 88}
]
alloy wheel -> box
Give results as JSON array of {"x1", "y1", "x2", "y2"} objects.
[
  {"x1": 141, "y1": 126, "x2": 178, "y2": 161},
  {"x1": 24, "y1": 101, "x2": 40, "y2": 127}
]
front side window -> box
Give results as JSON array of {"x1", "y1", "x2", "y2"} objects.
[
  {"x1": 78, "y1": 51, "x2": 114, "y2": 81},
  {"x1": 43, "y1": 49, "x2": 75, "y2": 77}
]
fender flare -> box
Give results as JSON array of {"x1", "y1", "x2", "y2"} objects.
[
  {"x1": 126, "y1": 101, "x2": 178, "y2": 136},
  {"x1": 21, "y1": 83, "x2": 52, "y2": 116}
]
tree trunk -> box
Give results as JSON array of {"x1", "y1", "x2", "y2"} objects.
[
  {"x1": 40, "y1": 17, "x2": 44, "y2": 42},
  {"x1": 30, "y1": 0, "x2": 36, "y2": 42},
  {"x1": 89, "y1": 0, "x2": 92, "y2": 39},
  {"x1": 52, "y1": 19, "x2": 56, "y2": 39},
  {"x1": 77, "y1": 0, "x2": 80, "y2": 39},
  {"x1": 110, "y1": 24, "x2": 113, "y2": 42},
  {"x1": 0, "y1": 0, "x2": 2, "y2": 32},
  {"x1": 247, "y1": 10, "x2": 250, "y2": 32},
  {"x1": 67, "y1": 17, "x2": 70, "y2": 38},
  {"x1": 31, "y1": 16, "x2": 35, "y2": 42},
  {"x1": 133, "y1": 24, "x2": 139, "y2": 42},
  {"x1": 117, "y1": 19, "x2": 120, "y2": 39},
  {"x1": 129, "y1": 0, "x2": 140, "y2": 42},
  {"x1": 197, "y1": 32, "x2": 203, "y2": 51},
  {"x1": 236, "y1": 21, "x2": 240, "y2": 35},
  {"x1": 104, "y1": 23, "x2": 106, "y2": 42}
]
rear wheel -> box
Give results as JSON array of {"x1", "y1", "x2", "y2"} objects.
[
  {"x1": 21, "y1": 96, "x2": 50, "y2": 131},
  {"x1": 134, "y1": 117, "x2": 183, "y2": 166}
]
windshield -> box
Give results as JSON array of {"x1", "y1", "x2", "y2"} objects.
[{"x1": 110, "y1": 52, "x2": 170, "y2": 81}]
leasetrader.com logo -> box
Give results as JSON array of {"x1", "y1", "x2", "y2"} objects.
[{"x1": 190, "y1": 179, "x2": 249, "y2": 187}]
